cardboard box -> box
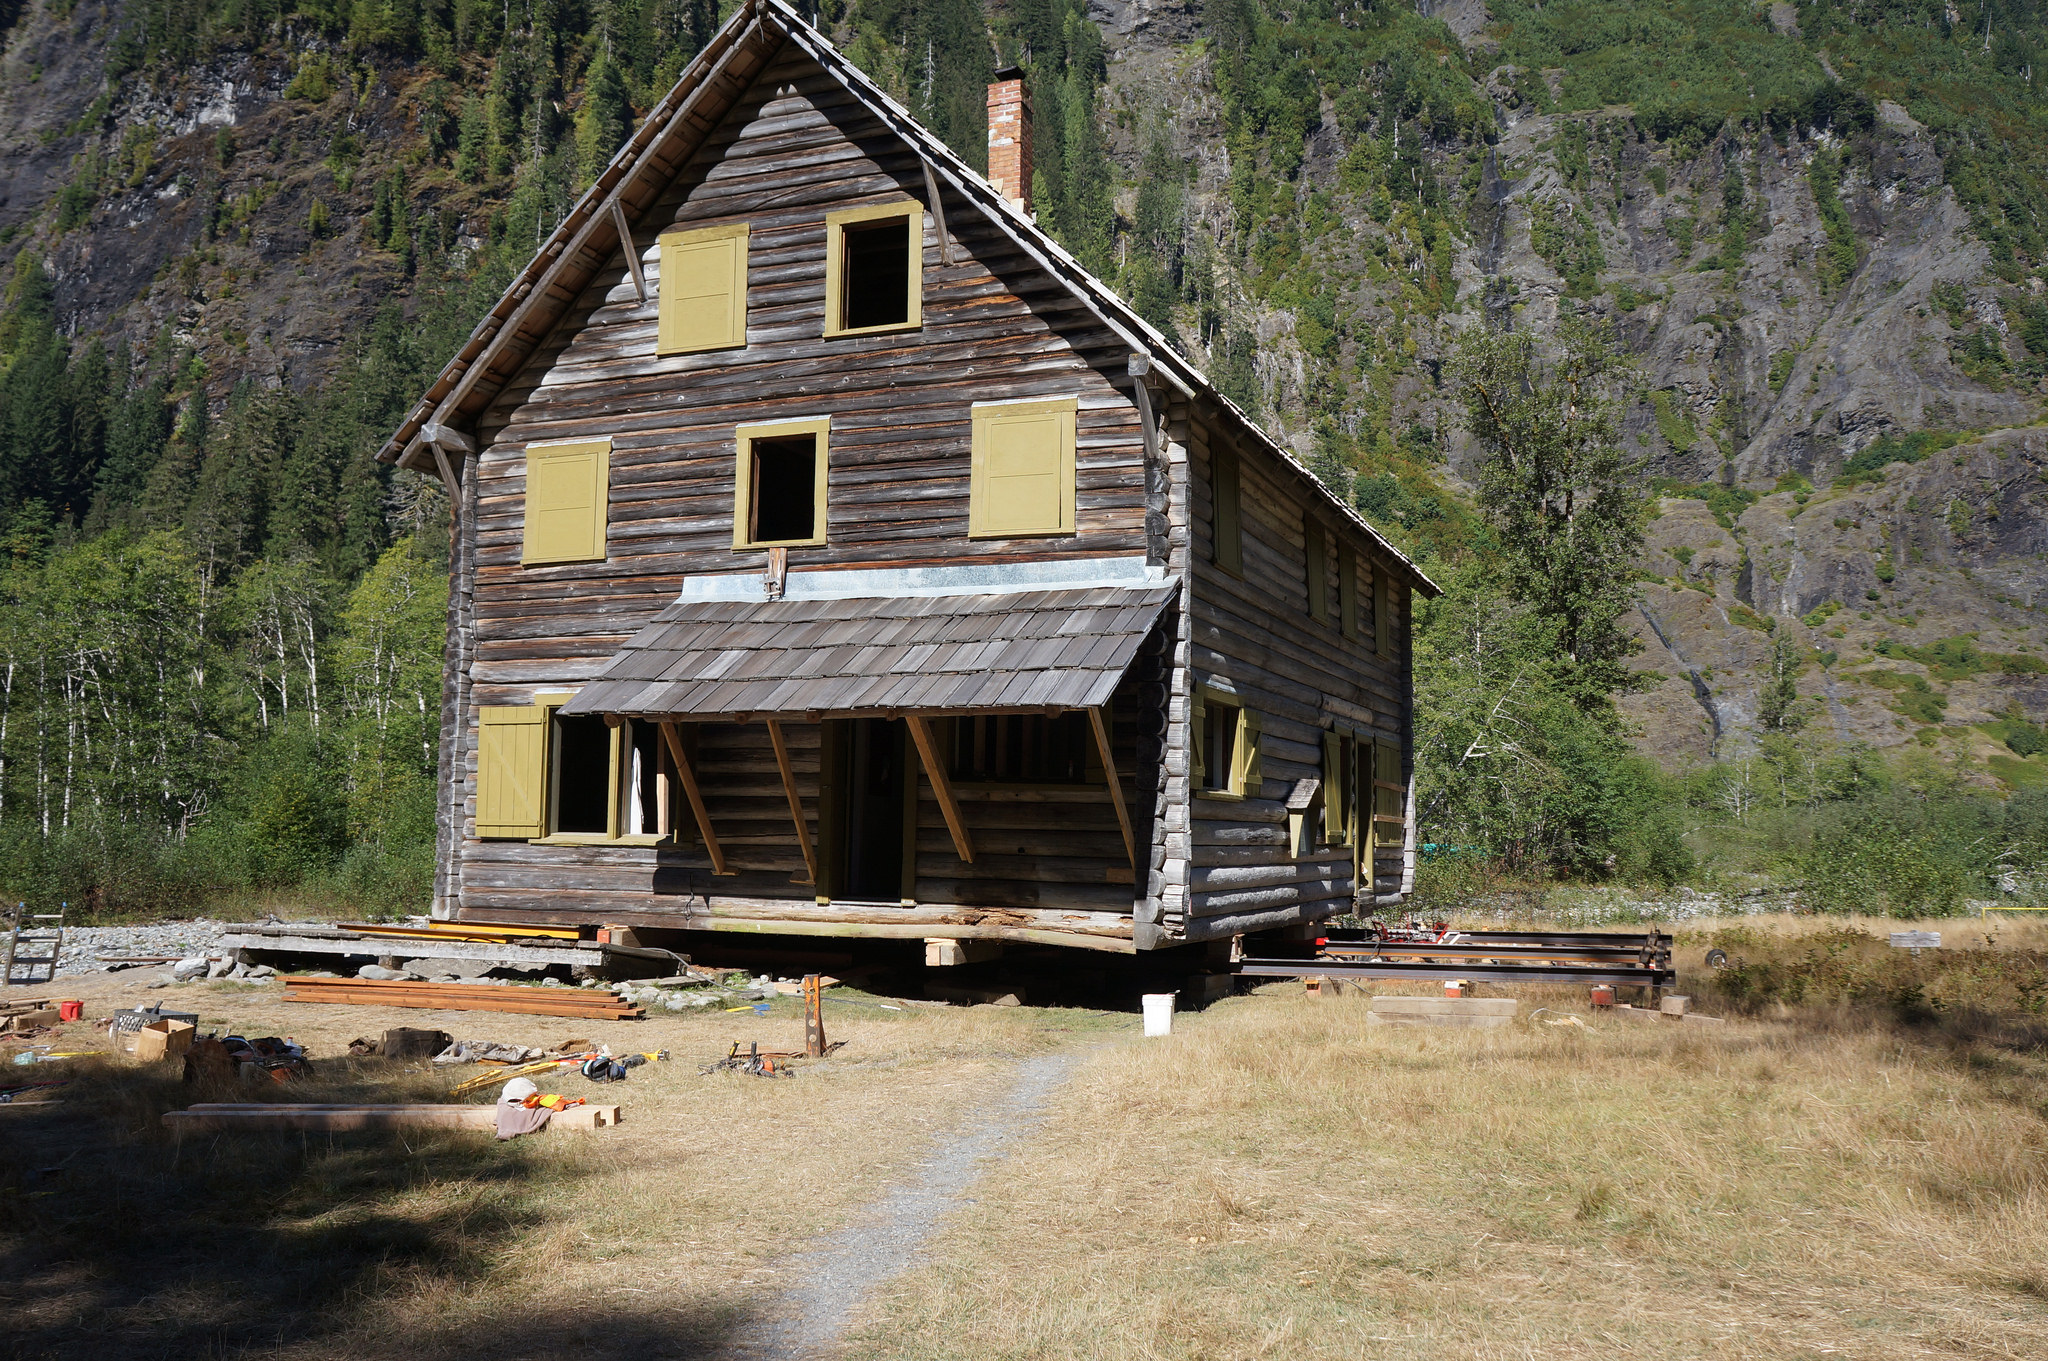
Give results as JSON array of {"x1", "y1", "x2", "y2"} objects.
[{"x1": 134, "y1": 1017, "x2": 196, "y2": 1062}]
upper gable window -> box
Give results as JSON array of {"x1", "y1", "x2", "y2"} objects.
[
  {"x1": 734, "y1": 416, "x2": 830, "y2": 548},
  {"x1": 658, "y1": 223, "x2": 749, "y2": 354},
  {"x1": 521, "y1": 439, "x2": 610, "y2": 565},
  {"x1": 968, "y1": 396, "x2": 1076, "y2": 539},
  {"x1": 825, "y1": 202, "x2": 924, "y2": 337}
]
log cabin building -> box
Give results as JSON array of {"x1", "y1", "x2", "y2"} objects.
[{"x1": 378, "y1": 0, "x2": 1439, "y2": 960}]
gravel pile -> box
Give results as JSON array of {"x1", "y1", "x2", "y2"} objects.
[{"x1": 50, "y1": 919, "x2": 237, "y2": 979}]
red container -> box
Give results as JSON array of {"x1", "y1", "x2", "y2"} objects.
[
  {"x1": 1589, "y1": 985, "x2": 1616, "y2": 1009},
  {"x1": 57, "y1": 999, "x2": 83, "y2": 1022}
]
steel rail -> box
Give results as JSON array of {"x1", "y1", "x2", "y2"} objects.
[{"x1": 1237, "y1": 958, "x2": 1678, "y2": 986}]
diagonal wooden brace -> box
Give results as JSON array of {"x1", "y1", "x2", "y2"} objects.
[
  {"x1": 904, "y1": 715, "x2": 973, "y2": 863},
  {"x1": 765, "y1": 719, "x2": 817, "y2": 885},
  {"x1": 1089, "y1": 706, "x2": 1138, "y2": 871},
  {"x1": 661, "y1": 721, "x2": 732, "y2": 875}
]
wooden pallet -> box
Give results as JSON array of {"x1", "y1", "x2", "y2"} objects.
[{"x1": 280, "y1": 976, "x2": 643, "y2": 1019}]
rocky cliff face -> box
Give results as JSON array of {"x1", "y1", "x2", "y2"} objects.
[{"x1": 1093, "y1": 0, "x2": 2048, "y2": 779}]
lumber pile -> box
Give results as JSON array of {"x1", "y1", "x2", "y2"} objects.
[
  {"x1": 280, "y1": 976, "x2": 644, "y2": 1019},
  {"x1": 162, "y1": 1102, "x2": 621, "y2": 1133},
  {"x1": 337, "y1": 919, "x2": 582, "y2": 944}
]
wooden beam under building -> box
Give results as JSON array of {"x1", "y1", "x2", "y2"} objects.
[
  {"x1": 661, "y1": 721, "x2": 732, "y2": 875},
  {"x1": 904, "y1": 715, "x2": 973, "y2": 863}
]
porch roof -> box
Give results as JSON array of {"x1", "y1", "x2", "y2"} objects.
[{"x1": 556, "y1": 582, "x2": 1179, "y2": 720}]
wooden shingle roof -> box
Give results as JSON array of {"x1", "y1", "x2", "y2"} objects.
[{"x1": 556, "y1": 583, "x2": 1178, "y2": 720}]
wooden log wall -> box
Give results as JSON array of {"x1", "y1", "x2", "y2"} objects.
[
  {"x1": 451, "y1": 39, "x2": 1165, "y2": 939},
  {"x1": 1173, "y1": 420, "x2": 1414, "y2": 945}
]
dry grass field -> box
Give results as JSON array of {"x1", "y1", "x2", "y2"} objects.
[{"x1": 5, "y1": 916, "x2": 2048, "y2": 1360}]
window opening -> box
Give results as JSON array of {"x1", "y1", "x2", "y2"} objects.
[
  {"x1": 1201, "y1": 702, "x2": 1240, "y2": 793},
  {"x1": 553, "y1": 713, "x2": 612, "y2": 835},
  {"x1": 621, "y1": 720, "x2": 667, "y2": 838},
  {"x1": 952, "y1": 713, "x2": 1090, "y2": 784},
  {"x1": 750, "y1": 435, "x2": 818, "y2": 544},
  {"x1": 841, "y1": 217, "x2": 910, "y2": 330}
]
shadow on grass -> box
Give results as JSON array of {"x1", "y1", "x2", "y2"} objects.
[{"x1": 0, "y1": 1058, "x2": 755, "y2": 1361}]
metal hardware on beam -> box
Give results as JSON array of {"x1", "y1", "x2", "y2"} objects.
[
  {"x1": 904, "y1": 715, "x2": 973, "y2": 863},
  {"x1": 661, "y1": 721, "x2": 733, "y2": 875}
]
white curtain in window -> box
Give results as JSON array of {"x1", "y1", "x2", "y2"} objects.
[{"x1": 626, "y1": 743, "x2": 646, "y2": 836}]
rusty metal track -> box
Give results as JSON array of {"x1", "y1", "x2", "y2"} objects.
[{"x1": 1236, "y1": 927, "x2": 1676, "y2": 989}]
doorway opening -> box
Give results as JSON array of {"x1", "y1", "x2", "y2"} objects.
[{"x1": 840, "y1": 717, "x2": 907, "y2": 900}]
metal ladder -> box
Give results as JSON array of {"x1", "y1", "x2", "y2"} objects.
[{"x1": 4, "y1": 903, "x2": 63, "y2": 988}]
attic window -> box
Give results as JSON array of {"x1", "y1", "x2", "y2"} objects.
[
  {"x1": 824, "y1": 203, "x2": 924, "y2": 338},
  {"x1": 734, "y1": 416, "x2": 830, "y2": 548}
]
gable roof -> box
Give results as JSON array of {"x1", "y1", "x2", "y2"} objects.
[{"x1": 377, "y1": 0, "x2": 1438, "y2": 598}]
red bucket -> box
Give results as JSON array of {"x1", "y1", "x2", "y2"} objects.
[
  {"x1": 1589, "y1": 985, "x2": 1616, "y2": 1009},
  {"x1": 57, "y1": 999, "x2": 83, "y2": 1022}
]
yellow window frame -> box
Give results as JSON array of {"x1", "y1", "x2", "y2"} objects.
[
  {"x1": 1191, "y1": 683, "x2": 1262, "y2": 801},
  {"x1": 733, "y1": 415, "x2": 831, "y2": 549},
  {"x1": 823, "y1": 201, "x2": 925, "y2": 338}
]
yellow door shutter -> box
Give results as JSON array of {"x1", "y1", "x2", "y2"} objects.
[
  {"x1": 521, "y1": 440, "x2": 610, "y2": 564},
  {"x1": 477, "y1": 706, "x2": 548, "y2": 838},
  {"x1": 1322, "y1": 729, "x2": 1346, "y2": 845},
  {"x1": 969, "y1": 397, "x2": 1076, "y2": 538},
  {"x1": 1374, "y1": 740, "x2": 1404, "y2": 823},
  {"x1": 658, "y1": 223, "x2": 749, "y2": 354},
  {"x1": 1235, "y1": 710, "x2": 1263, "y2": 797}
]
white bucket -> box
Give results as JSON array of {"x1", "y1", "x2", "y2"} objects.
[{"x1": 1142, "y1": 992, "x2": 1176, "y2": 1037}]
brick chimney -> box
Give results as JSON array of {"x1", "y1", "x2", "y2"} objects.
[{"x1": 986, "y1": 66, "x2": 1033, "y2": 216}]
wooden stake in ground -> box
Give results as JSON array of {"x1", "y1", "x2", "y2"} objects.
[{"x1": 804, "y1": 973, "x2": 826, "y2": 1058}]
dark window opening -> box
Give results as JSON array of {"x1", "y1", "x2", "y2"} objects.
[
  {"x1": 750, "y1": 435, "x2": 817, "y2": 543},
  {"x1": 841, "y1": 217, "x2": 910, "y2": 330},
  {"x1": 951, "y1": 713, "x2": 1090, "y2": 784},
  {"x1": 554, "y1": 713, "x2": 612, "y2": 834},
  {"x1": 1201, "y1": 702, "x2": 1239, "y2": 793}
]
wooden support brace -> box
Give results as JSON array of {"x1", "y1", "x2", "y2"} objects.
[
  {"x1": 661, "y1": 721, "x2": 732, "y2": 875},
  {"x1": 921, "y1": 161, "x2": 954, "y2": 266},
  {"x1": 611, "y1": 199, "x2": 647, "y2": 302},
  {"x1": 430, "y1": 443, "x2": 462, "y2": 517},
  {"x1": 1127, "y1": 354, "x2": 1160, "y2": 464},
  {"x1": 1089, "y1": 706, "x2": 1138, "y2": 871},
  {"x1": 765, "y1": 719, "x2": 817, "y2": 885},
  {"x1": 904, "y1": 715, "x2": 973, "y2": 864}
]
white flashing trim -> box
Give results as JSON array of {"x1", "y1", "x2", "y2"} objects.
[{"x1": 676, "y1": 555, "x2": 1168, "y2": 602}]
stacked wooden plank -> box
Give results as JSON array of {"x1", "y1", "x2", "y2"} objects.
[
  {"x1": 337, "y1": 919, "x2": 582, "y2": 943},
  {"x1": 163, "y1": 1102, "x2": 622, "y2": 1133},
  {"x1": 280, "y1": 976, "x2": 644, "y2": 1019}
]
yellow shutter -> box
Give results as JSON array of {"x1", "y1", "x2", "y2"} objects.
[
  {"x1": 476, "y1": 706, "x2": 548, "y2": 838},
  {"x1": 1322, "y1": 729, "x2": 1343, "y2": 844},
  {"x1": 1236, "y1": 710, "x2": 1263, "y2": 797},
  {"x1": 1375, "y1": 741, "x2": 1404, "y2": 822},
  {"x1": 1304, "y1": 518, "x2": 1326, "y2": 619},
  {"x1": 1212, "y1": 448, "x2": 1242, "y2": 573},
  {"x1": 1374, "y1": 567, "x2": 1393, "y2": 656},
  {"x1": 658, "y1": 223, "x2": 748, "y2": 354},
  {"x1": 969, "y1": 397, "x2": 1077, "y2": 538},
  {"x1": 1339, "y1": 545, "x2": 1358, "y2": 640},
  {"x1": 521, "y1": 440, "x2": 610, "y2": 564}
]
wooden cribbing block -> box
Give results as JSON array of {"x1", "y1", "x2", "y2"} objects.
[{"x1": 1366, "y1": 996, "x2": 1519, "y2": 1029}]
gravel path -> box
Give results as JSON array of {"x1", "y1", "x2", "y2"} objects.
[
  {"x1": 723, "y1": 1048, "x2": 1086, "y2": 1360},
  {"x1": 38, "y1": 920, "x2": 235, "y2": 979}
]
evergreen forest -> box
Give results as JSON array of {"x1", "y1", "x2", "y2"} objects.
[{"x1": 0, "y1": 0, "x2": 2044, "y2": 920}]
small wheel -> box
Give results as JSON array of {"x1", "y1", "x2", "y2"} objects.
[{"x1": 1704, "y1": 948, "x2": 1729, "y2": 969}]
